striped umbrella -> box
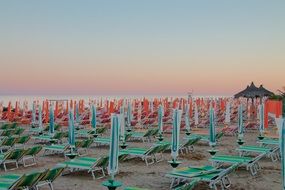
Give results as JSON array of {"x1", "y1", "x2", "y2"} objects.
[
  {"x1": 258, "y1": 103, "x2": 265, "y2": 136},
  {"x1": 278, "y1": 118, "x2": 285, "y2": 190},
  {"x1": 194, "y1": 102, "x2": 199, "y2": 125},
  {"x1": 185, "y1": 103, "x2": 190, "y2": 132},
  {"x1": 158, "y1": 105, "x2": 164, "y2": 134},
  {"x1": 91, "y1": 104, "x2": 97, "y2": 130},
  {"x1": 68, "y1": 110, "x2": 75, "y2": 150},
  {"x1": 119, "y1": 106, "x2": 125, "y2": 141},
  {"x1": 32, "y1": 102, "x2": 36, "y2": 125},
  {"x1": 225, "y1": 101, "x2": 231, "y2": 124},
  {"x1": 49, "y1": 105, "x2": 54, "y2": 135},
  {"x1": 238, "y1": 104, "x2": 244, "y2": 140},
  {"x1": 108, "y1": 114, "x2": 120, "y2": 180},
  {"x1": 127, "y1": 102, "x2": 132, "y2": 128},
  {"x1": 38, "y1": 105, "x2": 43, "y2": 131},
  {"x1": 209, "y1": 106, "x2": 216, "y2": 147},
  {"x1": 171, "y1": 109, "x2": 182, "y2": 162}
]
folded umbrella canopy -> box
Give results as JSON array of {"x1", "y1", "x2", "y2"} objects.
[
  {"x1": 68, "y1": 110, "x2": 75, "y2": 150},
  {"x1": 185, "y1": 103, "x2": 190, "y2": 132},
  {"x1": 38, "y1": 105, "x2": 43, "y2": 131},
  {"x1": 258, "y1": 103, "x2": 265, "y2": 136},
  {"x1": 108, "y1": 114, "x2": 120, "y2": 180},
  {"x1": 277, "y1": 118, "x2": 285, "y2": 190},
  {"x1": 32, "y1": 101, "x2": 36, "y2": 125},
  {"x1": 194, "y1": 102, "x2": 199, "y2": 125},
  {"x1": 49, "y1": 105, "x2": 55, "y2": 135},
  {"x1": 209, "y1": 106, "x2": 216, "y2": 147},
  {"x1": 91, "y1": 104, "x2": 96, "y2": 130},
  {"x1": 158, "y1": 105, "x2": 164, "y2": 134},
  {"x1": 119, "y1": 106, "x2": 125, "y2": 141},
  {"x1": 171, "y1": 109, "x2": 182, "y2": 162},
  {"x1": 238, "y1": 104, "x2": 244, "y2": 140},
  {"x1": 75, "y1": 103, "x2": 80, "y2": 124},
  {"x1": 127, "y1": 102, "x2": 132, "y2": 128},
  {"x1": 225, "y1": 101, "x2": 231, "y2": 124}
]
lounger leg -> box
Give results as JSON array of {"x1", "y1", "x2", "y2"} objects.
[{"x1": 49, "y1": 182, "x2": 54, "y2": 190}]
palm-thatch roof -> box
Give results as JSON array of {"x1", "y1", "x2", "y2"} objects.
[{"x1": 234, "y1": 82, "x2": 274, "y2": 98}]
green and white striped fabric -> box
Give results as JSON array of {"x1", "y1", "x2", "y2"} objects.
[
  {"x1": 38, "y1": 105, "x2": 43, "y2": 131},
  {"x1": 258, "y1": 103, "x2": 265, "y2": 135},
  {"x1": 185, "y1": 103, "x2": 190, "y2": 132},
  {"x1": 158, "y1": 105, "x2": 164, "y2": 134},
  {"x1": 108, "y1": 114, "x2": 120, "y2": 180},
  {"x1": 279, "y1": 118, "x2": 285, "y2": 190},
  {"x1": 75, "y1": 103, "x2": 80, "y2": 124},
  {"x1": 238, "y1": 104, "x2": 244, "y2": 139},
  {"x1": 127, "y1": 102, "x2": 132, "y2": 128},
  {"x1": 49, "y1": 105, "x2": 55, "y2": 135},
  {"x1": 194, "y1": 102, "x2": 198, "y2": 125},
  {"x1": 209, "y1": 106, "x2": 216, "y2": 147},
  {"x1": 91, "y1": 104, "x2": 96, "y2": 130},
  {"x1": 120, "y1": 106, "x2": 125, "y2": 141},
  {"x1": 68, "y1": 110, "x2": 75, "y2": 148},
  {"x1": 171, "y1": 109, "x2": 182, "y2": 161}
]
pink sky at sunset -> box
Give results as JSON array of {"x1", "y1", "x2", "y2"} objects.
[{"x1": 0, "y1": 1, "x2": 284, "y2": 96}]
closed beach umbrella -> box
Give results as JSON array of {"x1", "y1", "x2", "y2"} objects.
[
  {"x1": 32, "y1": 102, "x2": 36, "y2": 124},
  {"x1": 108, "y1": 114, "x2": 120, "y2": 180},
  {"x1": 158, "y1": 105, "x2": 164, "y2": 134},
  {"x1": 258, "y1": 103, "x2": 265, "y2": 136},
  {"x1": 209, "y1": 106, "x2": 216, "y2": 147},
  {"x1": 278, "y1": 118, "x2": 285, "y2": 190},
  {"x1": 38, "y1": 105, "x2": 43, "y2": 131},
  {"x1": 238, "y1": 104, "x2": 244, "y2": 139},
  {"x1": 91, "y1": 104, "x2": 96, "y2": 130},
  {"x1": 120, "y1": 106, "x2": 125, "y2": 141},
  {"x1": 194, "y1": 102, "x2": 199, "y2": 125},
  {"x1": 49, "y1": 105, "x2": 54, "y2": 135},
  {"x1": 185, "y1": 103, "x2": 190, "y2": 132},
  {"x1": 225, "y1": 101, "x2": 231, "y2": 124},
  {"x1": 68, "y1": 110, "x2": 75, "y2": 148},
  {"x1": 171, "y1": 109, "x2": 182, "y2": 161},
  {"x1": 75, "y1": 103, "x2": 80, "y2": 124},
  {"x1": 127, "y1": 102, "x2": 132, "y2": 127}
]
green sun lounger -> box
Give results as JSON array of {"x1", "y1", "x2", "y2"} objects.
[
  {"x1": 0, "y1": 148, "x2": 26, "y2": 171},
  {"x1": 36, "y1": 166, "x2": 65, "y2": 190},
  {"x1": 15, "y1": 135, "x2": 31, "y2": 147},
  {"x1": 124, "y1": 187, "x2": 149, "y2": 190},
  {"x1": 209, "y1": 154, "x2": 265, "y2": 176},
  {"x1": 0, "y1": 123, "x2": 18, "y2": 130},
  {"x1": 22, "y1": 145, "x2": 42, "y2": 167},
  {"x1": 94, "y1": 137, "x2": 111, "y2": 146},
  {"x1": 43, "y1": 144, "x2": 70, "y2": 157},
  {"x1": 0, "y1": 137, "x2": 17, "y2": 153},
  {"x1": 236, "y1": 145, "x2": 280, "y2": 162},
  {"x1": 32, "y1": 131, "x2": 65, "y2": 144},
  {"x1": 76, "y1": 139, "x2": 93, "y2": 156},
  {"x1": 58, "y1": 156, "x2": 109, "y2": 179},
  {"x1": 186, "y1": 131, "x2": 224, "y2": 143},
  {"x1": 130, "y1": 128, "x2": 159, "y2": 143},
  {"x1": 120, "y1": 144, "x2": 168, "y2": 166},
  {"x1": 166, "y1": 164, "x2": 238, "y2": 190}
]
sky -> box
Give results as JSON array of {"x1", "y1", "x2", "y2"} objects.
[{"x1": 0, "y1": 0, "x2": 284, "y2": 96}]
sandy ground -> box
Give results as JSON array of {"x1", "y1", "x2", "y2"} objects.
[{"x1": 0, "y1": 126, "x2": 281, "y2": 190}]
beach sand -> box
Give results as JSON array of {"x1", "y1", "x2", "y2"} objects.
[{"x1": 1, "y1": 127, "x2": 281, "y2": 190}]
